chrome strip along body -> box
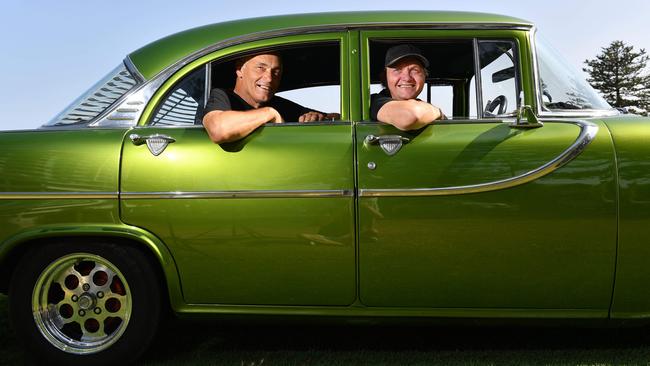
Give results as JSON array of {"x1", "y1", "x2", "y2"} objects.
[
  {"x1": 0, "y1": 190, "x2": 352, "y2": 200},
  {"x1": 121, "y1": 190, "x2": 353, "y2": 199},
  {"x1": 359, "y1": 120, "x2": 599, "y2": 197},
  {"x1": 0, "y1": 192, "x2": 118, "y2": 200}
]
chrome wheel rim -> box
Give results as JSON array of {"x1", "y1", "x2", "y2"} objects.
[{"x1": 31, "y1": 253, "x2": 132, "y2": 354}]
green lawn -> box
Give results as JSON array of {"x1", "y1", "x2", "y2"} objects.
[{"x1": 3, "y1": 293, "x2": 650, "y2": 365}]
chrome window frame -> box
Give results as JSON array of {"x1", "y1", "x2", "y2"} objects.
[
  {"x1": 54, "y1": 23, "x2": 532, "y2": 130},
  {"x1": 474, "y1": 38, "x2": 522, "y2": 119}
]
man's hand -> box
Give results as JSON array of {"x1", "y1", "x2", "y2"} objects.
[
  {"x1": 298, "y1": 112, "x2": 341, "y2": 122},
  {"x1": 298, "y1": 111, "x2": 325, "y2": 122},
  {"x1": 267, "y1": 107, "x2": 284, "y2": 123}
]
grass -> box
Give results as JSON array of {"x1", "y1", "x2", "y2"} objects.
[{"x1": 3, "y1": 293, "x2": 650, "y2": 365}]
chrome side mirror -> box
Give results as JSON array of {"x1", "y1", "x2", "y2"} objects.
[{"x1": 511, "y1": 105, "x2": 543, "y2": 129}]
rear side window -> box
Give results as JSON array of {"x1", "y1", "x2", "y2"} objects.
[
  {"x1": 147, "y1": 41, "x2": 342, "y2": 126},
  {"x1": 43, "y1": 64, "x2": 138, "y2": 127}
]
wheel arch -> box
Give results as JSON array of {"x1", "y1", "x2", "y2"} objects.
[{"x1": 0, "y1": 224, "x2": 183, "y2": 310}]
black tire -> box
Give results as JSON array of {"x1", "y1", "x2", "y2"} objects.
[{"x1": 8, "y1": 240, "x2": 161, "y2": 366}]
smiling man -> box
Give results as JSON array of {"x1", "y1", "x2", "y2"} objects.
[
  {"x1": 370, "y1": 44, "x2": 446, "y2": 130},
  {"x1": 203, "y1": 52, "x2": 335, "y2": 143}
]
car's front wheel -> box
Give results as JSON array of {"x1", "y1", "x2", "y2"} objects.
[{"x1": 9, "y1": 240, "x2": 161, "y2": 366}]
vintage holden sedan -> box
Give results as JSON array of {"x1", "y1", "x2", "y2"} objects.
[{"x1": 1, "y1": 10, "x2": 649, "y2": 365}]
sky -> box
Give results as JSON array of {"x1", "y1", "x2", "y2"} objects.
[{"x1": 1, "y1": 0, "x2": 649, "y2": 131}]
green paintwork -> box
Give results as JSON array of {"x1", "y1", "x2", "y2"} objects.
[
  {"x1": 357, "y1": 121, "x2": 617, "y2": 310},
  {"x1": 4, "y1": 12, "x2": 650, "y2": 326},
  {"x1": 0, "y1": 129, "x2": 125, "y2": 258},
  {"x1": 601, "y1": 115, "x2": 650, "y2": 318},
  {"x1": 120, "y1": 125, "x2": 356, "y2": 305},
  {"x1": 130, "y1": 11, "x2": 531, "y2": 80}
]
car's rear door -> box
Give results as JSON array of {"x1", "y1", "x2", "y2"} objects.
[{"x1": 120, "y1": 33, "x2": 357, "y2": 306}]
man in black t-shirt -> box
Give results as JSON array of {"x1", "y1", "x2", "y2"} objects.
[
  {"x1": 202, "y1": 52, "x2": 339, "y2": 143},
  {"x1": 370, "y1": 44, "x2": 445, "y2": 130}
]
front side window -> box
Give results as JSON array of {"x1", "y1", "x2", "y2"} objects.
[
  {"x1": 536, "y1": 34, "x2": 612, "y2": 111},
  {"x1": 368, "y1": 38, "x2": 520, "y2": 120},
  {"x1": 368, "y1": 40, "x2": 475, "y2": 119}
]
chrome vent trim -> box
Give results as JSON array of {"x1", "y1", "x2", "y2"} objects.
[{"x1": 48, "y1": 66, "x2": 137, "y2": 126}]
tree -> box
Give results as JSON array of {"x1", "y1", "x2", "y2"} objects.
[{"x1": 583, "y1": 40, "x2": 650, "y2": 112}]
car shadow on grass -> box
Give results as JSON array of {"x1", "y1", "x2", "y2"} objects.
[{"x1": 139, "y1": 319, "x2": 650, "y2": 366}]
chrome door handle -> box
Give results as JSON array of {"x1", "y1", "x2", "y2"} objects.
[
  {"x1": 129, "y1": 133, "x2": 175, "y2": 156},
  {"x1": 364, "y1": 134, "x2": 410, "y2": 156}
]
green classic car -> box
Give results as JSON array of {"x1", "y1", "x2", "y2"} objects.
[{"x1": 1, "y1": 10, "x2": 649, "y2": 365}]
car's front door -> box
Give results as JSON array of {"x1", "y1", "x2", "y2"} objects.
[
  {"x1": 356, "y1": 30, "x2": 617, "y2": 312},
  {"x1": 119, "y1": 34, "x2": 357, "y2": 306}
]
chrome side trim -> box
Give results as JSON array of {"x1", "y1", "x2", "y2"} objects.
[
  {"x1": 359, "y1": 120, "x2": 598, "y2": 197},
  {"x1": 124, "y1": 55, "x2": 145, "y2": 83},
  {"x1": 121, "y1": 189, "x2": 353, "y2": 199},
  {"x1": 0, "y1": 192, "x2": 118, "y2": 200},
  {"x1": 151, "y1": 23, "x2": 532, "y2": 89},
  {"x1": 82, "y1": 23, "x2": 530, "y2": 128},
  {"x1": 472, "y1": 38, "x2": 483, "y2": 118}
]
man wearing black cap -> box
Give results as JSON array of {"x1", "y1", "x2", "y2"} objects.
[{"x1": 370, "y1": 44, "x2": 445, "y2": 130}]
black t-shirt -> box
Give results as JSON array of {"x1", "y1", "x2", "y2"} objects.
[
  {"x1": 203, "y1": 88, "x2": 313, "y2": 122},
  {"x1": 369, "y1": 89, "x2": 394, "y2": 121}
]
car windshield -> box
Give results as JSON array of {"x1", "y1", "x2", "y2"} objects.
[
  {"x1": 42, "y1": 63, "x2": 138, "y2": 127},
  {"x1": 536, "y1": 33, "x2": 613, "y2": 112}
]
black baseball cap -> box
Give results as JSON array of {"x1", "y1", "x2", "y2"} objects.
[{"x1": 384, "y1": 44, "x2": 430, "y2": 68}]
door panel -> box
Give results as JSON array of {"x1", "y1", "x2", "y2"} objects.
[
  {"x1": 121, "y1": 125, "x2": 356, "y2": 305},
  {"x1": 357, "y1": 120, "x2": 617, "y2": 309}
]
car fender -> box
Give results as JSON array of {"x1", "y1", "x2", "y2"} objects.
[{"x1": 0, "y1": 224, "x2": 184, "y2": 309}]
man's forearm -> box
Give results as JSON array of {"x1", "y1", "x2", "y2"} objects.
[{"x1": 203, "y1": 107, "x2": 280, "y2": 143}]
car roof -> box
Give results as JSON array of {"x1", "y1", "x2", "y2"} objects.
[{"x1": 129, "y1": 11, "x2": 532, "y2": 80}]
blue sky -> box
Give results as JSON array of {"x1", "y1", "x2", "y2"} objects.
[{"x1": 1, "y1": 0, "x2": 649, "y2": 130}]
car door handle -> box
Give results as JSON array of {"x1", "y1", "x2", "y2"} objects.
[
  {"x1": 129, "y1": 133, "x2": 175, "y2": 156},
  {"x1": 364, "y1": 134, "x2": 410, "y2": 156}
]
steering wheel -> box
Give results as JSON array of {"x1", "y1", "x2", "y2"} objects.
[{"x1": 484, "y1": 95, "x2": 508, "y2": 115}]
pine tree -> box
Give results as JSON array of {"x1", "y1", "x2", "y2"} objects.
[{"x1": 583, "y1": 40, "x2": 650, "y2": 112}]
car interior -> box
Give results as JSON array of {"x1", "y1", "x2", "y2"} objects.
[{"x1": 149, "y1": 39, "x2": 517, "y2": 126}]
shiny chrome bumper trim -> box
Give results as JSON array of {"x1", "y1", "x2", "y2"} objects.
[
  {"x1": 120, "y1": 189, "x2": 353, "y2": 199},
  {"x1": 0, "y1": 192, "x2": 118, "y2": 200},
  {"x1": 359, "y1": 120, "x2": 599, "y2": 197}
]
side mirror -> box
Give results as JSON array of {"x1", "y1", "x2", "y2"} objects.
[{"x1": 511, "y1": 105, "x2": 543, "y2": 129}]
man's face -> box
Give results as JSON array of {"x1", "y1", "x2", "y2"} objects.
[
  {"x1": 385, "y1": 57, "x2": 426, "y2": 101},
  {"x1": 235, "y1": 54, "x2": 282, "y2": 107}
]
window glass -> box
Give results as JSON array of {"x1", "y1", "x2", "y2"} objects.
[
  {"x1": 151, "y1": 67, "x2": 206, "y2": 126},
  {"x1": 478, "y1": 41, "x2": 518, "y2": 117},
  {"x1": 536, "y1": 34, "x2": 612, "y2": 111}
]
